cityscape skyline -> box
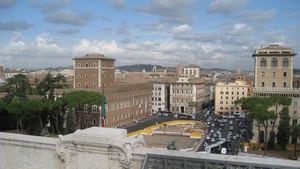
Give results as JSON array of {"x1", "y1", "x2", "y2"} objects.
[{"x1": 0, "y1": 0, "x2": 300, "y2": 71}]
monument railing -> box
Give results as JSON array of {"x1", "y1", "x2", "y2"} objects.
[{"x1": 0, "y1": 127, "x2": 300, "y2": 169}]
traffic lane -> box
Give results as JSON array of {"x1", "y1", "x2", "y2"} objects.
[{"x1": 125, "y1": 116, "x2": 186, "y2": 133}]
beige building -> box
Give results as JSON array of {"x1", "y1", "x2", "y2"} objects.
[
  {"x1": 73, "y1": 53, "x2": 115, "y2": 89},
  {"x1": 169, "y1": 75, "x2": 205, "y2": 114},
  {"x1": 252, "y1": 44, "x2": 300, "y2": 143},
  {"x1": 214, "y1": 81, "x2": 248, "y2": 115}
]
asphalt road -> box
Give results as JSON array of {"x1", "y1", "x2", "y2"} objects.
[
  {"x1": 197, "y1": 114, "x2": 247, "y2": 155},
  {"x1": 123, "y1": 115, "x2": 181, "y2": 133}
]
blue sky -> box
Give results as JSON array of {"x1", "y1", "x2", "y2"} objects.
[{"x1": 0, "y1": 0, "x2": 299, "y2": 71}]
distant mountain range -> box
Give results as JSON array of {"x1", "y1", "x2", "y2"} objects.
[
  {"x1": 39, "y1": 64, "x2": 229, "y2": 72},
  {"x1": 38, "y1": 64, "x2": 299, "y2": 75}
]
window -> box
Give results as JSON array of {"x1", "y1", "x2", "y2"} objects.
[
  {"x1": 294, "y1": 111, "x2": 297, "y2": 115},
  {"x1": 220, "y1": 91, "x2": 223, "y2": 94},
  {"x1": 92, "y1": 119, "x2": 97, "y2": 125},
  {"x1": 294, "y1": 101, "x2": 298, "y2": 107},
  {"x1": 220, "y1": 107, "x2": 223, "y2": 110},
  {"x1": 78, "y1": 83, "x2": 81, "y2": 87},
  {"x1": 77, "y1": 74, "x2": 81, "y2": 78},
  {"x1": 272, "y1": 72, "x2": 276, "y2": 77},
  {"x1": 225, "y1": 96, "x2": 228, "y2": 99},
  {"x1": 85, "y1": 63, "x2": 88, "y2": 67},
  {"x1": 92, "y1": 105, "x2": 97, "y2": 113},
  {"x1": 185, "y1": 70, "x2": 188, "y2": 74},
  {"x1": 194, "y1": 70, "x2": 196, "y2": 75},
  {"x1": 190, "y1": 70, "x2": 192, "y2": 74},
  {"x1": 283, "y1": 72, "x2": 287, "y2": 77},
  {"x1": 77, "y1": 63, "x2": 81, "y2": 67},
  {"x1": 84, "y1": 105, "x2": 89, "y2": 112},
  {"x1": 84, "y1": 118, "x2": 88, "y2": 124},
  {"x1": 260, "y1": 58, "x2": 267, "y2": 67},
  {"x1": 282, "y1": 58, "x2": 289, "y2": 67},
  {"x1": 292, "y1": 119, "x2": 298, "y2": 125},
  {"x1": 272, "y1": 82, "x2": 275, "y2": 88},
  {"x1": 270, "y1": 119, "x2": 275, "y2": 125},
  {"x1": 85, "y1": 74, "x2": 88, "y2": 78},
  {"x1": 271, "y1": 58, "x2": 278, "y2": 67},
  {"x1": 85, "y1": 83, "x2": 88, "y2": 88},
  {"x1": 262, "y1": 71, "x2": 265, "y2": 77},
  {"x1": 262, "y1": 82, "x2": 265, "y2": 87},
  {"x1": 225, "y1": 91, "x2": 229, "y2": 95},
  {"x1": 220, "y1": 101, "x2": 223, "y2": 104},
  {"x1": 93, "y1": 63, "x2": 97, "y2": 67},
  {"x1": 283, "y1": 82, "x2": 286, "y2": 88},
  {"x1": 93, "y1": 74, "x2": 96, "y2": 78}
]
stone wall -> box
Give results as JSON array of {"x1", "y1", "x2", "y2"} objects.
[
  {"x1": 1, "y1": 127, "x2": 299, "y2": 169},
  {"x1": 0, "y1": 127, "x2": 145, "y2": 169}
]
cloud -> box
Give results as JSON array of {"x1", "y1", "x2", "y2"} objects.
[
  {"x1": 222, "y1": 23, "x2": 254, "y2": 36},
  {"x1": 0, "y1": 0, "x2": 16, "y2": 9},
  {"x1": 235, "y1": 9, "x2": 276, "y2": 22},
  {"x1": 1, "y1": 32, "x2": 71, "y2": 68},
  {"x1": 174, "y1": 33, "x2": 225, "y2": 42},
  {"x1": 121, "y1": 38, "x2": 131, "y2": 43},
  {"x1": 135, "y1": 0, "x2": 197, "y2": 24},
  {"x1": 140, "y1": 20, "x2": 163, "y2": 31},
  {"x1": 106, "y1": 0, "x2": 128, "y2": 10},
  {"x1": 284, "y1": 12, "x2": 298, "y2": 18},
  {"x1": 73, "y1": 39, "x2": 125, "y2": 56},
  {"x1": 206, "y1": 0, "x2": 248, "y2": 15},
  {"x1": 44, "y1": 10, "x2": 93, "y2": 26},
  {"x1": 27, "y1": 0, "x2": 70, "y2": 13},
  {"x1": 0, "y1": 20, "x2": 34, "y2": 31},
  {"x1": 57, "y1": 28, "x2": 80, "y2": 35},
  {"x1": 116, "y1": 22, "x2": 131, "y2": 35},
  {"x1": 169, "y1": 24, "x2": 191, "y2": 34}
]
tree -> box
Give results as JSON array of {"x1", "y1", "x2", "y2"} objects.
[
  {"x1": 268, "y1": 96, "x2": 292, "y2": 147},
  {"x1": 276, "y1": 107, "x2": 291, "y2": 150},
  {"x1": 36, "y1": 72, "x2": 67, "y2": 100},
  {"x1": 290, "y1": 124, "x2": 300, "y2": 158},
  {"x1": 0, "y1": 100, "x2": 15, "y2": 131},
  {"x1": 47, "y1": 99, "x2": 65, "y2": 134},
  {"x1": 259, "y1": 109, "x2": 277, "y2": 156},
  {"x1": 60, "y1": 90, "x2": 104, "y2": 129},
  {"x1": 1, "y1": 74, "x2": 31, "y2": 103},
  {"x1": 6, "y1": 100, "x2": 26, "y2": 133}
]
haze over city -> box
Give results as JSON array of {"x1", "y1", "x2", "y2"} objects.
[{"x1": 0, "y1": 0, "x2": 300, "y2": 71}]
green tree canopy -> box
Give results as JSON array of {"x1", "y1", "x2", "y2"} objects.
[{"x1": 276, "y1": 107, "x2": 291, "y2": 150}]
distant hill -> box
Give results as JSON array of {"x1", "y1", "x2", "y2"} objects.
[{"x1": 116, "y1": 64, "x2": 166, "y2": 72}]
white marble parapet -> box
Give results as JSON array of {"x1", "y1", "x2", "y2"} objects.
[{"x1": 253, "y1": 87, "x2": 300, "y2": 91}]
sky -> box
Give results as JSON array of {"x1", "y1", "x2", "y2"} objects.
[{"x1": 0, "y1": 0, "x2": 300, "y2": 71}]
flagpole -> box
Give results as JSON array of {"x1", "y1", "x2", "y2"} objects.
[{"x1": 101, "y1": 71, "x2": 106, "y2": 127}]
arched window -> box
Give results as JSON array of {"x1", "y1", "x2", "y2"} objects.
[
  {"x1": 77, "y1": 74, "x2": 81, "y2": 78},
  {"x1": 220, "y1": 91, "x2": 223, "y2": 94},
  {"x1": 271, "y1": 58, "x2": 278, "y2": 67},
  {"x1": 92, "y1": 119, "x2": 97, "y2": 125},
  {"x1": 85, "y1": 83, "x2": 88, "y2": 88},
  {"x1": 77, "y1": 63, "x2": 81, "y2": 67},
  {"x1": 282, "y1": 58, "x2": 289, "y2": 67},
  {"x1": 260, "y1": 58, "x2": 267, "y2": 67},
  {"x1": 85, "y1": 63, "x2": 88, "y2": 67},
  {"x1": 85, "y1": 74, "x2": 88, "y2": 78}
]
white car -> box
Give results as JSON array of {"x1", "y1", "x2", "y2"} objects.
[
  {"x1": 210, "y1": 129, "x2": 214, "y2": 133},
  {"x1": 206, "y1": 135, "x2": 210, "y2": 140},
  {"x1": 233, "y1": 136, "x2": 237, "y2": 140},
  {"x1": 211, "y1": 138, "x2": 215, "y2": 142}
]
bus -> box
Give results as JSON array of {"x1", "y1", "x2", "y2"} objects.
[
  {"x1": 177, "y1": 113, "x2": 196, "y2": 119},
  {"x1": 159, "y1": 110, "x2": 173, "y2": 117}
]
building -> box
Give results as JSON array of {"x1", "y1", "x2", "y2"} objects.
[
  {"x1": 252, "y1": 44, "x2": 300, "y2": 143},
  {"x1": 73, "y1": 53, "x2": 115, "y2": 89},
  {"x1": 214, "y1": 81, "x2": 248, "y2": 115},
  {"x1": 170, "y1": 75, "x2": 205, "y2": 114},
  {"x1": 54, "y1": 83, "x2": 152, "y2": 129},
  {"x1": 151, "y1": 81, "x2": 171, "y2": 112},
  {"x1": 3, "y1": 68, "x2": 29, "y2": 79}
]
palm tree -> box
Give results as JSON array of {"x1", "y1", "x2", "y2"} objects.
[{"x1": 290, "y1": 124, "x2": 300, "y2": 158}]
